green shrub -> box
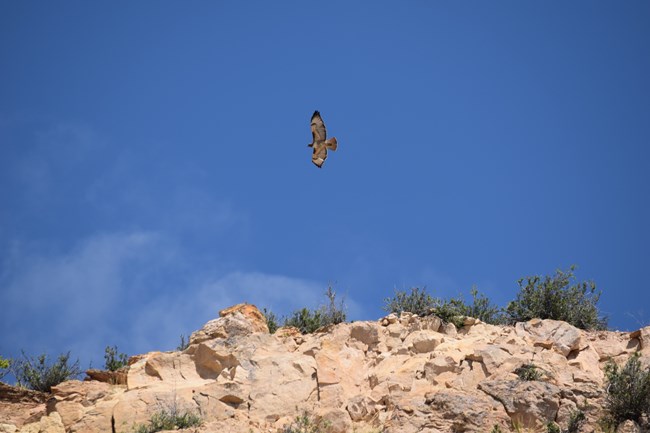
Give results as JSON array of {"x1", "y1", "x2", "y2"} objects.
[
  {"x1": 546, "y1": 422, "x2": 561, "y2": 433},
  {"x1": 383, "y1": 287, "x2": 437, "y2": 317},
  {"x1": 603, "y1": 352, "x2": 650, "y2": 427},
  {"x1": 104, "y1": 345, "x2": 128, "y2": 371},
  {"x1": 514, "y1": 363, "x2": 543, "y2": 381},
  {"x1": 0, "y1": 356, "x2": 10, "y2": 381},
  {"x1": 546, "y1": 410, "x2": 586, "y2": 433},
  {"x1": 465, "y1": 287, "x2": 506, "y2": 325},
  {"x1": 490, "y1": 425, "x2": 504, "y2": 433},
  {"x1": 383, "y1": 287, "x2": 504, "y2": 328},
  {"x1": 282, "y1": 412, "x2": 331, "y2": 433},
  {"x1": 13, "y1": 351, "x2": 81, "y2": 392},
  {"x1": 429, "y1": 296, "x2": 468, "y2": 329},
  {"x1": 284, "y1": 308, "x2": 327, "y2": 334},
  {"x1": 505, "y1": 266, "x2": 607, "y2": 330},
  {"x1": 565, "y1": 410, "x2": 586, "y2": 433},
  {"x1": 133, "y1": 397, "x2": 202, "y2": 433},
  {"x1": 263, "y1": 308, "x2": 280, "y2": 334},
  {"x1": 284, "y1": 287, "x2": 347, "y2": 334}
]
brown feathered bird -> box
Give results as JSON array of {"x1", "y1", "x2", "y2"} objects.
[{"x1": 308, "y1": 110, "x2": 338, "y2": 168}]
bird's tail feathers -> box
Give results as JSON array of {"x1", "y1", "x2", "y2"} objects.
[{"x1": 325, "y1": 137, "x2": 338, "y2": 151}]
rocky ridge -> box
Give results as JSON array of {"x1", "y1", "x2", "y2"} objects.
[{"x1": 1, "y1": 303, "x2": 649, "y2": 433}]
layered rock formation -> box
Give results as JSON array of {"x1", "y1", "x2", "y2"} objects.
[{"x1": 1, "y1": 303, "x2": 649, "y2": 433}]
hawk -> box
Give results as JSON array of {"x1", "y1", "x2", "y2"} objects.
[{"x1": 308, "y1": 110, "x2": 338, "y2": 168}]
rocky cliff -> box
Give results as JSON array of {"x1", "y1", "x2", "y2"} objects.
[{"x1": 1, "y1": 303, "x2": 649, "y2": 433}]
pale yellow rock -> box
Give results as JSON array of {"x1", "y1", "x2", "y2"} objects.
[
  {"x1": 516, "y1": 319, "x2": 582, "y2": 357},
  {"x1": 18, "y1": 412, "x2": 65, "y2": 433},
  {"x1": 316, "y1": 408, "x2": 352, "y2": 433},
  {"x1": 402, "y1": 330, "x2": 444, "y2": 354},
  {"x1": 0, "y1": 304, "x2": 639, "y2": 433}
]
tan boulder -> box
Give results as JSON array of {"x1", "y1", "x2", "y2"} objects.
[
  {"x1": 516, "y1": 319, "x2": 582, "y2": 356},
  {"x1": 587, "y1": 330, "x2": 639, "y2": 361},
  {"x1": 219, "y1": 303, "x2": 268, "y2": 327},
  {"x1": 478, "y1": 379, "x2": 560, "y2": 429},
  {"x1": 424, "y1": 391, "x2": 508, "y2": 432},
  {"x1": 629, "y1": 325, "x2": 650, "y2": 356},
  {"x1": 190, "y1": 303, "x2": 268, "y2": 345},
  {"x1": 316, "y1": 407, "x2": 352, "y2": 433},
  {"x1": 84, "y1": 369, "x2": 127, "y2": 385},
  {"x1": 402, "y1": 330, "x2": 444, "y2": 354}
]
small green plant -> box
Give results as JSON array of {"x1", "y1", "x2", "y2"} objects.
[
  {"x1": 383, "y1": 287, "x2": 437, "y2": 317},
  {"x1": 282, "y1": 411, "x2": 331, "y2": 433},
  {"x1": 133, "y1": 396, "x2": 202, "y2": 433},
  {"x1": 465, "y1": 287, "x2": 506, "y2": 325},
  {"x1": 603, "y1": 352, "x2": 650, "y2": 427},
  {"x1": 12, "y1": 351, "x2": 81, "y2": 392},
  {"x1": 0, "y1": 355, "x2": 10, "y2": 381},
  {"x1": 546, "y1": 422, "x2": 560, "y2": 433},
  {"x1": 514, "y1": 363, "x2": 543, "y2": 381},
  {"x1": 263, "y1": 308, "x2": 280, "y2": 334},
  {"x1": 431, "y1": 295, "x2": 470, "y2": 328},
  {"x1": 565, "y1": 410, "x2": 586, "y2": 433},
  {"x1": 104, "y1": 345, "x2": 128, "y2": 371},
  {"x1": 284, "y1": 287, "x2": 347, "y2": 334},
  {"x1": 546, "y1": 410, "x2": 586, "y2": 433},
  {"x1": 284, "y1": 308, "x2": 327, "y2": 334},
  {"x1": 490, "y1": 425, "x2": 504, "y2": 433},
  {"x1": 505, "y1": 265, "x2": 607, "y2": 330},
  {"x1": 176, "y1": 335, "x2": 190, "y2": 351}
]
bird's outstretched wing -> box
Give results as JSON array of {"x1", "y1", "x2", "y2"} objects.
[{"x1": 311, "y1": 110, "x2": 327, "y2": 143}]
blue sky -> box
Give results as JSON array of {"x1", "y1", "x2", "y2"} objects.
[{"x1": 1, "y1": 2, "x2": 649, "y2": 372}]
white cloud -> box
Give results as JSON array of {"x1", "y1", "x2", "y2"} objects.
[
  {"x1": 0, "y1": 231, "x2": 171, "y2": 362},
  {"x1": 0, "y1": 231, "x2": 358, "y2": 371}
]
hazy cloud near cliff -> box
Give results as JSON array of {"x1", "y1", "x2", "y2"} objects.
[{"x1": 0, "y1": 230, "x2": 352, "y2": 369}]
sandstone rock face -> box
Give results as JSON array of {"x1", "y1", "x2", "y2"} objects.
[
  {"x1": 0, "y1": 383, "x2": 48, "y2": 428},
  {"x1": 1, "y1": 305, "x2": 647, "y2": 433}
]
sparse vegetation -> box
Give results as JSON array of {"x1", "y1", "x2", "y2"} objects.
[
  {"x1": 383, "y1": 287, "x2": 437, "y2": 317},
  {"x1": 133, "y1": 396, "x2": 202, "y2": 433},
  {"x1": 12, "y1": 351, "x2": 81, "y2": 392},
  {"x1": 283, "y1": 287, "x2": 347, "y2": 334},
  {"x1": 603, "y1": 352, "x2": 650, "y2": 428},
  {"x1": 176, "y1": 335, "x2": 190, "y2": 351},
  {"x1": 546, "y1": 422, "x2": 560, "y2": 433},
  {"x1": 565, "y1": 410, "x2": 586, "y2": 433},
  {"x1": 104, "y1": 345, "x2": 128, "y2": 371},
  {"x1": 514, "y1": 363, "x2": 543, "y2": 381},
  {"x1": 465, "y1": 287, "x2": 506, "y2": 325},
  {"x1": 263, "y1": 308, "x2": 280, "y2": 334},
  {"x1": 383, "y1": 286, "x2": 504, "y2": 328},
  {"x1": 505, "y1": 265, "x2": 607, "y2": 330},
  {"x1": 547, "y1": 410, "x2": 586, "y2": 433},
  {"x1": 490, "y1": 425, "x2": 504, "y2": 433},
  {"x1": 0, "y1": 355, "x2": 10, "y2": 381},
  {"x1": 282, "y1": 411, "x2": 331, "y2": 433}
]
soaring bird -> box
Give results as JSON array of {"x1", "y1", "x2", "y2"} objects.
[{"x1": 308, "y1": 110, "x2": 338, "y2": 168}]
